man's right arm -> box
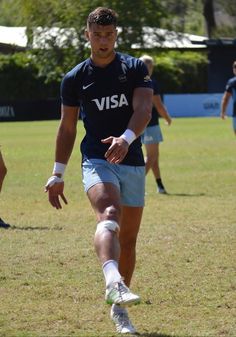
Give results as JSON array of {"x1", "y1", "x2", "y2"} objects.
[
  {"x1": 54, "y1": 105, "x2": 79, "y2": 167},
  {"x1": 153, "y1": 94, "x2": 172, "y2": 125},
  {"x1": 220, "y1": 91, "x2": 231, "y2": 119},
  {"x1": 45, "y1": 105, "x2": 79, "y2": 209}
]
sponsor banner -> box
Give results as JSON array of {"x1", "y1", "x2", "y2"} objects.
[
  {"x1": 0, "y1": 99, "x2": 60, "y2": 121},
  {"x1": 164, "y1": 93, "x2": 233, "y2": 117}
]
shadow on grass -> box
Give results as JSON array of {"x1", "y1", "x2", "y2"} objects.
[
  {"x1": 9, "y1": 225, "x2": 63, "y2": 231},
  {"x1": 165, "y1": 192, "x2": 205, "y2": 197},
  {"x1": 137, "y1": 333, "x2": 183, "y2": 337}
]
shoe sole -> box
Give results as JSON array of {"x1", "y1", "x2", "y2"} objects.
[{"x1": 0, "y1": 224, "x2": 10, "y2": 229}]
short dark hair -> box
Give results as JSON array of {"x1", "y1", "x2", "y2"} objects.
[{"x1": 87, "y1": 7, "x2": 118, "y2": 28}]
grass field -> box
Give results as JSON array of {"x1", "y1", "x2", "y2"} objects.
[{"x1": 0, "y1": 117, "x2": 235, "y2": 337}]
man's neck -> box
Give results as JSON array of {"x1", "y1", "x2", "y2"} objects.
[{"x1": 90, "y1": 51, "x2": 116, "y2": 68}]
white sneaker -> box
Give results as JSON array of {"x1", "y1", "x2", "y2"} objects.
[
  {"x1": 111, "y1": 305, "x2": 137, "y2": 334},
  {"x1": 105, "y1": 280, "x2": 140, "y2": 306}
]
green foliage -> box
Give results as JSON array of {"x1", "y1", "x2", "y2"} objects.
[
  {"x1": 19, "y1": 0, "x2": 166, "y2": 53},
  {"x1": 160, "y1": 0, "x2": 206, "y2": 36},
  {"x1": 1, "y1": 0, "x2": 167, "y2": 80},
  {"x1": 0, "y1": 49, "x2": 209, "y2": 100},
  {"x1": 0, "y1": 52, "x2": 59, "y2": 100},
  {"x1": 0, "y1": 0, "x2": 209, "y2": 97},
  {"x1": 0, "y1": 0, "x2": 22, "y2": 26},
  {"x1": 137, "y1": 50, "x2": 209, "y2": 93}
]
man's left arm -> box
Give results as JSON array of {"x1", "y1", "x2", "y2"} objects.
[
  {"x1": 221, "y1": 91, "x2": 231, "y2": 119},
  {"x1": 127, "y1": 87, "x2": 153, "y2": 136},
  {"x1": 102, "y1": 87, "x2": 153, "y2": 164}
]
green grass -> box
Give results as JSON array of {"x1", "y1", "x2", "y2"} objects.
[{"x1": 0, "y1": 118, "x2": 235, "y2": 337}]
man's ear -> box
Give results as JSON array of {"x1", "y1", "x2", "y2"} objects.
[{"x1": 85, "y1": 29, "x2": 89, "y2": 40}]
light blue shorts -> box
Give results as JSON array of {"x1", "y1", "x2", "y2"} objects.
[
  {"x1": 141, "y1": 125, "x2": 163, "y2": 144},
  {"x1": 82, "y1": 159, "x2": 145, "y2": 207},
  {"x1": 232, "y1": 117, "x2": 236, "y2": 131}
]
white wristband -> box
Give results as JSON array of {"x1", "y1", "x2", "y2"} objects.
[
  {"x1": 120, "y1": 129, "x2": 136, "y2": 145},
  {"x1": 53, "y1": 162, "x2": 67, "y2": 177},
  {"x1": 45, "y1": 175, "x2": 64, "y2": 188}
]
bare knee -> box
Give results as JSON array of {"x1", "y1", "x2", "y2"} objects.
[
  {"x1": 102, "y1": 205, "x2": 121, "y2": 222},
  {"x1": 145, "y1": 153, "x2": 157, "y2": 167}
]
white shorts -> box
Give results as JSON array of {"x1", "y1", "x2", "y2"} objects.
[
  {"x1": 82, "y1": 159, "x2": 145, "y2": 207},
  {"x1": 141, "y1": 125, "x2": 163, "y2": 144}
]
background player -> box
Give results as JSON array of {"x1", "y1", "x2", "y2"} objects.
[
  {"x1": 220, "y1": 60, "x2": 236, "y2": 135},
  {"x1": 140, "y1": 55, "x2": 172, "y2": 194},
  {"x1": 45, "y1": 7, "x2": 153, "y2": 334}
]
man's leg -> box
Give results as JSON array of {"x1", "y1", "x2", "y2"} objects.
[
  {"x1": 87, "y1": 182, "x2": 140, "y2": 306},
  {"x1": 233, "y1": 117, "x2": 236, "y2": 136},
  {"x1": 0, "y1": 150, "x2": 7, "y2": 193},
  {"x1": 109, "y1": 205, "x2": 143, "y2": 334},
  {"x1": 149, "y1": 143, "x2": 160, "y2": 180},
  {"x1": 145, "y1": 143, "x2": 166, "y2": 193},
  {"x1": 150, "y1": 144, "x2": 167, "y2": 194},
  {"x1": 0, "y1": 150, "x2": 10, "y2": 228},
  {"x1": 144, "y1": 143, "x2": 157, "y2": 175},
  {"x1": 87, "y1": 182, "x2": 121, "y2": 265},
  {"x1": 119, "y1": 206, "x2": 143, "y2": 287}
]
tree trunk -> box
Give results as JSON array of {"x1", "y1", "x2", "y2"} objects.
[{"x1": 203, "y1": 0, "x2": 216, "y2": 38}]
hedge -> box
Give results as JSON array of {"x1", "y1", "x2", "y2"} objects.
[
  {"x1": 0, "y1": 52, "x2": 59, "y2": 100},
  {"x1": 0, "y1": 49, "x2": 208, "y2": 100}
]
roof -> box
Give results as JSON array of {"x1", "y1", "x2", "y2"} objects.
[
  {"x1": 131, "y1": 27, "x2": 207, "y2": 49},
  {"x1": 0, "y1": 26, "x2": 27, "y2": 47},
  {"x1": 0, "y1": 25, "x2": 207, "y2": 50}
]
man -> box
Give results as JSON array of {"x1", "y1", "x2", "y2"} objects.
[
  {"x1": 0, "y1": 149, "x2": 10, "y2": 228},
  {"x1": 220, "y1": 60, "x2": 236, "y2": 135},
  {"x1": 45, "y1": 7, "x2": 153, "y2": 334},
  {"x1": 139, "y1": 55, "x2": 172, "y2": 194}
]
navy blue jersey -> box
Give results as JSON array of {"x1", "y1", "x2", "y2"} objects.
[
  {"x1": 61, "y1": 52, "x2": 153, "y2": 166},
  {"x1": 147, "y1": 78, "x2": 161, "y2": 127},
  {"x1": 225, "y1": 76, "x2": 236, "y2": 116}
]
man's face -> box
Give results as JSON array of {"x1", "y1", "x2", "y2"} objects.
[
  {"x1": 144, "y1": 61, "x2": 154, "y2": 77},
  {"x1": 85, "y1": 23, "x2": 117, "y2": 59}
]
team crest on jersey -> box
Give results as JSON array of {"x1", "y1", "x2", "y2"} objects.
[
  {"x1": 118, "y1": 74, "x2": 127, "y2": 83},
  {"x1": 92, "y1": 94, "x2": 129, "y2": 111},
  {"x1": 144, "y1": 75, "x2": 151, "y2": 82}
]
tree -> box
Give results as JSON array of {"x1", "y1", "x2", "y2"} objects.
[
  {"x1": 202, "y1": 0, "x2": 216, "y2": 38},
  {"x1": 5, "y1": 0, "x2": 166, "y2": 81},
  {"x1": 211, "y1": 0, "x2": 236, "y2": 38}
]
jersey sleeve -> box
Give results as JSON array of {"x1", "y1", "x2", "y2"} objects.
[
  {"x1": 60, "y1": 71, "x2": 80, "y2": 107},
  {"x1": 152, "y1": 79, "x2": 160, "y2": 96},
  {"x1": 134, "y1": 59, "x2": 153, "y2": 90},
  {"x1": 225, "y1": 79, "x2": 233, "y2": 93}
]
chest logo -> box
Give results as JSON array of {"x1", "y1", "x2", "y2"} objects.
[
  {"x1": 92, "y1": 94, "x2": 129, "y2": 111},
  {"x1": 83, "y1": 82, "x2": 94, "y2": 90}
]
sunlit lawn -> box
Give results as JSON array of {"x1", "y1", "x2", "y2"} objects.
[{"x1": 0, "y1": 117, "x2": 235, "y2": 336}]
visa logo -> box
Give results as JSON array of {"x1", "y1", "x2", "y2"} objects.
[{"x1": 92, "y1": 94, "x2": 128, "y2": 111}]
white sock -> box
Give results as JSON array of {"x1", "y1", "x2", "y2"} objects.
[{"x1": 102, "y1": 260, "x2": 121, "y2": 287}]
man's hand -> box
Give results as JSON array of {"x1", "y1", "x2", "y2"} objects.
[
  {"x1": 45, "y1": 176, "x2": 68, "y2": 209},
  {"x1": 165, "y1": 116, "x2": 172, "y2": 125},
  {"x1": 102, "y1": 136, "x2": 129, "y2": 164},
  {"x1": 220, "y1": 111, "x2": 227, "y2": 120}
]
